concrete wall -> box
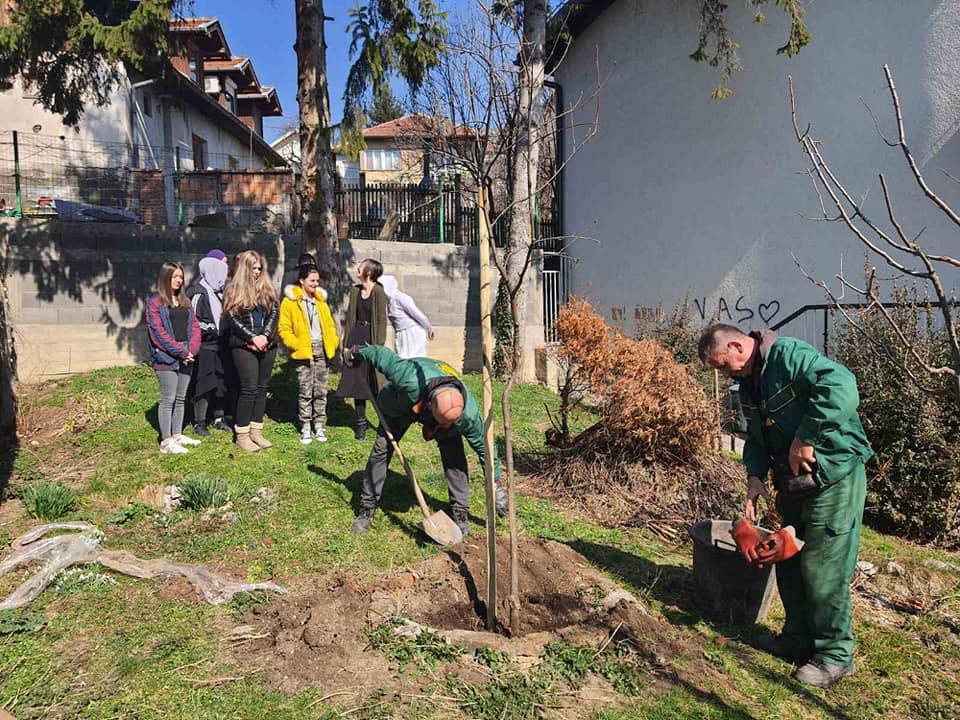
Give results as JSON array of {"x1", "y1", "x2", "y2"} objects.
[
  {"x1": 338, "y1": 239, "x2": 544, "y2": 381},
  {"x1": 556, "y1": 0, "x2": 960, "y2": 346},
  {"x1": 3, "y1": 218, "x2": 286, "y2": 380},
  {"x1": 3, "y1": 220, "x2": 544, "y2": 382}
]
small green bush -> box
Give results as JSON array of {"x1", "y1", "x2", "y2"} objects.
[
  {"x1": 178, "y1": 475, "x2": 230, "y2": 511},
  {"x1": 833, "y1": 285, "x2": 960, "y2": 544},
  {"x1": 20, "y1": 481, "x2": 76, "y2": 520}
]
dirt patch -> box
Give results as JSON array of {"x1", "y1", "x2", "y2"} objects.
[{"x1": 226, "y1": 535, "x2": 716, "y2": 700}]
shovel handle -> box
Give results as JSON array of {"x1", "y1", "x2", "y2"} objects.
[{"x1": 364, "y1": 377, "x2": 433, "y2": 519}]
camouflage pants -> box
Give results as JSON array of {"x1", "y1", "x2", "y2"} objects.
[{"x1": 296, "y1": 341, "x2": 329, "y2": 426}]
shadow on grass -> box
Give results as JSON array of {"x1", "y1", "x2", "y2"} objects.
[
  {"x1": 143, "y1": 404, "x2": 160, "y2": 442},
  {"x1": 571, "y1": 539, "x2": 857, "y2": 720},
  {"x1": 309, "y1": 463, "x2": 455, "y2": 548}
]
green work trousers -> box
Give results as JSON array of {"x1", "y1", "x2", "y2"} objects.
[{"x1": 775, "y1": 462, "x2": 866, "y2": 668}]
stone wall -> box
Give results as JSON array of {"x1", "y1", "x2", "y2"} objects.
[{"x1": 2, "y1": 219, "x2": 544, "y2": 382}]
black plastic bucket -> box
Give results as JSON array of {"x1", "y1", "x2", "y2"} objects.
[{"x1": 689, "y1": 519, "x2": 777, "y2": 624}]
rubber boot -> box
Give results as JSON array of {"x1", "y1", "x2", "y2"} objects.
[
  {"x1": 235, "y1": 426, "x2": 260, "y2": 453},
  {"x1": 249, "y1": 421, "x2": 272, "y2": 449}
]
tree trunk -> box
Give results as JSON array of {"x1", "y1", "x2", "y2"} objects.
[
  {"x1": 295, "y1": 0, "x2": 340, "y2": 276},
  {"x1": 505, "y1": 0, "x2": 547, "y2": 384},
  {"x1": 0, "y1": 227, "x2": 17, "y2": 456}
]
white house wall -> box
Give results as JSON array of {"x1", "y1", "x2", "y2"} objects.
[
  {"x1": 556, "y1": 0, "x2": 960, "y2": 344},
  {"x1": 168, "y1": 101, "x2": 265, "y2": 170}
]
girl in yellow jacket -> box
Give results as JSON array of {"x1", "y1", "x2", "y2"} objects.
[{"x1": 278, "y1": 265, "x2": 339, "y2": 443}]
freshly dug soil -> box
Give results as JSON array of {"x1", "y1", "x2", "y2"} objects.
[{"x1": 228, "y1": 535, "x2": 655, "y2": 694}]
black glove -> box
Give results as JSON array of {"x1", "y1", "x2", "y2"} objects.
[{"x1": 341, "y1": 345, "x2": 362, "y2": 368}]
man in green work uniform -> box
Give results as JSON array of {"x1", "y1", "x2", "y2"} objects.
[
  {"x1": 698, "y1": 324, "x2": 873, "y2": 688},
  {"x1": 342, "y1": 344, "x2": 507, "y2": 537}
]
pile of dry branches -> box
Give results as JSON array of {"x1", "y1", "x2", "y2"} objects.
[{"x1": 534, "y1": 298, "x2": 743, "y2": 535}]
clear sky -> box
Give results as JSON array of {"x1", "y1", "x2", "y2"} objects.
[{"x1": 189, "y1": 0, "x2": 455, "y2": 144}]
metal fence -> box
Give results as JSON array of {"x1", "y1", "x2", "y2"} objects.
[{"x1": 0, "y1": 130, "x2": 292, "y2": 228}]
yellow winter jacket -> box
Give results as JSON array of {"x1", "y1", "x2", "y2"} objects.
[{"x1": 278, "y1": 285, "x2": 339, "y2": 360}]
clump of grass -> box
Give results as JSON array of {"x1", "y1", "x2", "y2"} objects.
[
  {"x1": 178, "y1": 475, "x2": 230, "y2": 511},
  {"x1": 20, "y1": 481, "x2": 77, "y2": 520},
  {"x1": 542, "y1": 641, "x2": 593, "y2": 689},
  {"x1": 107, "y1": 501, "x2": 156, "y2": 527},
  {"x1": 365, "y1": 617, "x2": 464, "y2": 671}
]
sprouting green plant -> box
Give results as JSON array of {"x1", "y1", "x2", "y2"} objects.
[
  {"x1": 542, "y1": 641, "x2": 593, "y2": 689},
  {"x1": 20, "y1": 480, "x2": 76, "y2": 520},
  {"x1": 178, "y1": 475, "x2": 230, "y2": 511},
  {"x1": 227, "y1": 591, "x2": 269, "y2": 620},
  {"x1": 475, "y1": 646, "x2": 511, "y2": 669},
  {"x1": 107, "y1": 501, "x2": 156, "y2": 527},
  {"x1": 0, "y1": 609, "x2": 47, "y2": 636},
  {"x1": 365, "y1": 617, "x2": 464, "y2": 671},
  {"x1": 595, "y1": 641, "x2": 646, "y2": 696}
]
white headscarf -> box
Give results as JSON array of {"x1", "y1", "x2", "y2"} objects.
[
  {"x1": 379, "y1": 274, "x2": 399, "y2": 299},
  {"x1": 198, "y1": 256, "x2": 227, "y2": 327}
]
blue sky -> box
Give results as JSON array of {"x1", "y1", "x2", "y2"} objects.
[{"x1": 190, "y1": 0, "x2": 457, "y2": 143}]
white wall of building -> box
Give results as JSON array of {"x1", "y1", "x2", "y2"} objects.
[
  {"x1": 1, "y1": 76, "x2": 267, "y2": 171},
  {"x1": 556, "y1": 0, "x2": 960, "y2": 344}
]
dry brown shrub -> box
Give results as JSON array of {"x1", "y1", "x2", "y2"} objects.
[
  {"x1": 535, "y1": 298, "x2": 742, "y2": 534},
  {"x1": 552, "y1": 297, "x2": 714, "y2": 463}
]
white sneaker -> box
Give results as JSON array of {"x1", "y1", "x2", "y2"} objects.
[
  {"x1": 175, "y1": 434, "x2": 201, "y2": 447},
  {"x1": 300, "y1": 426, "x2": 313, "y2": 445},
  {"x1": 160, "y1": 439, "x2": 188, "y2": 455},
  {"x1": 313, "y1": 424, "x2": 328, "y2": 442}
]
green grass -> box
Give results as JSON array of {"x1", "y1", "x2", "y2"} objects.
[{"x1": 0, "y1": 360, "x2": 958, "y2": 719}]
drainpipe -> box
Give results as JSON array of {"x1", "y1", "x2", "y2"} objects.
[{"x1": 542, "y1": 75, "x2": 563, "y2": 241}]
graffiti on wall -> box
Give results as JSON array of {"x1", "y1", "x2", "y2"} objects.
[
  {"x1": 692, "y1": 296, "x2": 781, "y2": 325},
  {"x1": 609, "y1": 295, "x2": 783, "y2": 329}
]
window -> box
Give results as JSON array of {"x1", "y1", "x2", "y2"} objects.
[
  {"x1": 363, "y1": 149, "x2": 401, "y2": 172},
  {"x1": 142, "y1": 93, "x2": 152, "y2": 117},
  {"x1": 188, "y1": 57, "x2": 200, "y2": 83},
  {"x1": 191, "y1": 134, "x2": 207, "y2": 170},
  {"x1": 225, "y1": 92, "x2": 236, "y2": 114}
]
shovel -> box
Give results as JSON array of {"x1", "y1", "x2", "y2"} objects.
[{"x1": 366, "y1": 387, "x2": 464, "y2": 546}]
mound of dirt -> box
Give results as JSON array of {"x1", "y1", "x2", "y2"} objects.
[{"x1": 227, "y1": 535, "x2": 671, "y2": 695}]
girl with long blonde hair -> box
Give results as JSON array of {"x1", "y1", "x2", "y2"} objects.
[
  {"x1": 222, "y1": 250, "x2": 279, "y2": 452},
  {"x1": 146, "y1": 261, "x2": 202, "y2": 453}
]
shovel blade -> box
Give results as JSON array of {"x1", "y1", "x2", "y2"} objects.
[{"x1": 422, "y1": 511, "x2": 463, "y2": 546}]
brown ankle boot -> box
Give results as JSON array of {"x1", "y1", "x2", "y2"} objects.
[
  {"x1": 249, "y1": 422, "x2": 272, "y2": 449},
  {"x1": 235, "y1": 426, "x2": 260, "y2": 453}
]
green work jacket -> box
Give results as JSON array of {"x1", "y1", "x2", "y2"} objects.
[
  {"x1": 358, "y1": 345, "x2": 498, "y2": 476},
  {"x1": 741, "y1": 333, "x2": 873, "y2": 489}
]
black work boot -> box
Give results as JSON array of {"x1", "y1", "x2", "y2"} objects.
[
  {"x1": 193, "y1": 423, "x2": 210, "y2": 437},
  {"x1": 351, "y1": 507, "x2": 375, "y2": 534},
  {"x1": 354, "y1": 418, "x2": 368, "y2": 442},
  {"x1": 211, "y1": 416, "x2": 232, "y2": 433},
  {"x1": 793, "y1": 660, "x2": 855, "y2": 688},
  {"x1": 451, "y1": 508, "x2": 470, "y2": 538}
]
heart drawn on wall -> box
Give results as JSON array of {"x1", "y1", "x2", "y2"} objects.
[{"x1": 758, "y1": 301, "x2": 781, "y2": 325}]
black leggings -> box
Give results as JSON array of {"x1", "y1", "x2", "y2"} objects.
[{"x1": 231, "y1": 346, "x2": 277, "y2": 428}]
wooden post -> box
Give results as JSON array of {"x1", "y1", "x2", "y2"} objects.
[{"x1": 478, "y1": 186, "x2": 498, "y2": 631}]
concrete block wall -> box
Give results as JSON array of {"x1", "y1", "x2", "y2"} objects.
[
  {"x1": 336, "y1": 239, "x2": 544, "y2": 381},
  {"x1": 3, "y1": 218, "x2": 285, "y2": 381},
  {"x1": 3, "y1": 220, "x2": 545, "y2": 383}
]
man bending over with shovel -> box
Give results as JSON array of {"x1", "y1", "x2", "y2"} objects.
[
  {"x1": 343, "y1": 345, "x2": 508, "y2": 538},
  {"x1": 698, "y1": 324, "x2": 873, "y2": 689}
]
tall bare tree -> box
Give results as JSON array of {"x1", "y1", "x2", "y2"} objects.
[
  {"x1": 790, "y1": 66, "x2": 960, "y2": 401},
  {"x1": 416, "y1": 2, "x2": 602, "y2": 633},
  {"x1": 294, "y1": 0, "x2": 340, "y2": 274}
]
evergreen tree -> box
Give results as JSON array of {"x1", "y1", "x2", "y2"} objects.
[{"x1": 0, "y1": 0, "x2": 174, "y2": 126}]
